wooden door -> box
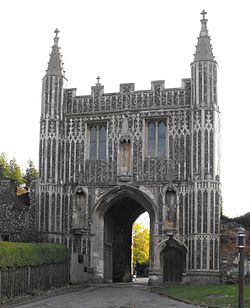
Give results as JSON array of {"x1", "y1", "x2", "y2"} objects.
[
  {"x1": 104, "y1": 242, "x2": 113, "y2": 282},
  {"x1": 163, "y1": 247, "x2": 183, "y2": 283}
]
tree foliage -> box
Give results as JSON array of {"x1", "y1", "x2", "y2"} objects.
[
  {"x1": 8, "y1": 158, "x2": 24, "y2": 185},
  {"x1": 132, "y1": 223, "x2": 149, "y2": 265},
  {"x1": 24, "y1": 159, "x2": 38, "y2": 187},
  {"x1": 0, "y1": 152, "x2": 10, "y2": 178},
  {"x1": 222, "y1": 212, "x2": 250, "y2": 228},
  {"x1": 0, "y1": 152, "x2": 38, "y2": 187},
  {"x1": 0, "y1": 154, "x2": 23, "y2": 185}
]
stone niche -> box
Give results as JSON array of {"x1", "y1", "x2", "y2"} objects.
[
  {"x1": 163, "y1": 187, "x2": 177, "y2": 233},
  {"x1": 117, "y1": 115, "x2": 132, "y2": 182},
  {"x1": 72, "y1": 187, "x2": 87, "y2": 233}
]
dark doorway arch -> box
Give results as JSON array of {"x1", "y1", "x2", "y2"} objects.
[
  {"x1": 95, "y1": 186, "x2": 156, "y2": 283},
  {"x1": 161, "y1": 237, "x2": 186, "y2": 283}
]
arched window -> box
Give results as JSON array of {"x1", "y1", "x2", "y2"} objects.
[
  {"x1": 146, "y1": 120, "x2": 167, "y2": 158},
  {"x1": 89, "y1": 124, "x2": 107, "y2": 161}
]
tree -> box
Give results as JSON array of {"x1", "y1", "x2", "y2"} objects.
[
  {"x1": 8, "y1": 158, "x2": 24, "y2": 185},
  {"x1": 0, "y1": 153, "x2": 39, "y2": 187},
  {"x1": 0, "y1": 152, "x2": 10, "y2": 177},
  {"x1": 0, "y1": 153, "x2": 24, "y2": 185},
  {"x1": 23, "y1": 159, "x2": 38, "y2": 187},
  {"x1": 132, "y1": 223, "x2": 149, "y2": 265},
  {"x1": 222, "y1": 212, "x2": 250, "y2": 228}
]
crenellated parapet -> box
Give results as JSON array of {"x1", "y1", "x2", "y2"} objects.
[{"x1": 64, "y1": 79, "x2": 191, "y2": 115}]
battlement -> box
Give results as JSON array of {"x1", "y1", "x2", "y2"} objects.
[{"x1": 64, "y1": 79, "x2": 191, "y2": 115}]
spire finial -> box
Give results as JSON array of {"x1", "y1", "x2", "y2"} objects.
[
  {"x1": 54, "y1": 28, "x2": 59, "y2": 37},
  {"x1": 96, "y1": 75, "x2": 101, "y2": 86},
  {"x1": 54, "y1": 28, "x2": 60, "y2": 45},
  {"x1": 199, "y1": 10, "x2": 208, "y2": 37},
  {"x1": 201, "y1": 10, "x2": 207, "y2": 20},
  {"x1": 193, "y1": 10, "x2": 215, "y2": 62},
  {"x1": 45, "y1": 28, "x2": 65, "y2": 78}
]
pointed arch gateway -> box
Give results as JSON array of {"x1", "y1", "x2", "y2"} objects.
[{"x1": 93, "y1": 185, "x2": 156, "y2": 283}]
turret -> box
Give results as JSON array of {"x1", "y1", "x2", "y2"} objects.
[
  {"x1": 190, "y1": 11, "x2": 219, "y2": 181},
  {"x1": 39, "y1": 29, "x2": 66, "y2": 183},
  {"x1": 46, "y1": 29, "x2": 65, "y2": 78},
  {"x1": 185, "y1": 12, "x2": 221, "y2": 282},
  {"x1": 191, "y1": 10, "x2": 217, "y2": 107},
  {"x1": 41, "y1": 29, "x2": 66, "y2": 121}
]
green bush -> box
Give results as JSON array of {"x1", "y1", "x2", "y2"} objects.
[{"x1": 0, "y1": 242, "x2": 69, "y2": 270}]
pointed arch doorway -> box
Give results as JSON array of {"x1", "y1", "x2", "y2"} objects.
[
  {"x1": 161, "y1": 237, "x2": 187, "y2": 283},
  {"x1": 95, "y1": 186, "x2": 156, "y2": 283}
]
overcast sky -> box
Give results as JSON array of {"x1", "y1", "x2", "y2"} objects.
[{"x1": 0, "y1": 0, "x2": 249, "y2": 218}]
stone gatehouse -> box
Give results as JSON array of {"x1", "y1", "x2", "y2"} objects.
[{"x1": 37, "y1": 11, "x2": 221, "y2": 285}]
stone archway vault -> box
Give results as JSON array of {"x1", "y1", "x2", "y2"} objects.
[{"x1": 91, "y1": 185, "x2": 157, "y2": 283}]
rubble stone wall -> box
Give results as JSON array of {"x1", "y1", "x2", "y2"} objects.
[{"x1": 0, "y1": 173, "x2": 37, "y2": 242}]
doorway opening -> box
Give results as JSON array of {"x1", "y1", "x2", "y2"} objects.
[
  {"x1": 132, "y1": 212, "x2": 150, "y2": 281},
  {"x1": 161, "y1": 237, "x2": 186, "y2": 283},
  {"x1": 101, "y1": 187, "x2": 155, "y2": 283}
]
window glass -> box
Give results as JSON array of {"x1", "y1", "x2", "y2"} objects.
[
  {"x1": 147, "y1": 122, "x2": 156, "y2": 157},
  {"x1": 147, "y1": 120, "x2": 167, "y2": 158},
  {"x1": 99, "y1": 126, "x2": 106, "y2": 161},
  {"x1": 90, "y1": 127, "x2": 97, "y2": 160},
  {"x1": 158, "y1": 122, "x2": 166, "y2": 158},
  {"x1": 89, "y1": 125, "x2": 106, "y2": 161}
]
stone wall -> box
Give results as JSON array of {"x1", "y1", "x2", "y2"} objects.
[
  {"x1": 220, "y1": 220, "x2": 250, "y2": 283},
  {"x1": 0, "y1": 171, "x2": 37, "y2": 242}
]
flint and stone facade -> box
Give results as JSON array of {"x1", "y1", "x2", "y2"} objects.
[{"x1": 38, "y1": 13, "x2": 221, "y2": 284}]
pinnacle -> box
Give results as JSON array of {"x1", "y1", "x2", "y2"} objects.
[
  {"x1": 45, "y1": 29, "x2": 65, "y2": 77},
  {"x1": 193, "y1": 10, "x2": 215, "y2": 62}
]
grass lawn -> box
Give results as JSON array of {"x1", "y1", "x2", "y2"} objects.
[{"x1": 154, "y1": 284, "x2": 250, "y2": 307}]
